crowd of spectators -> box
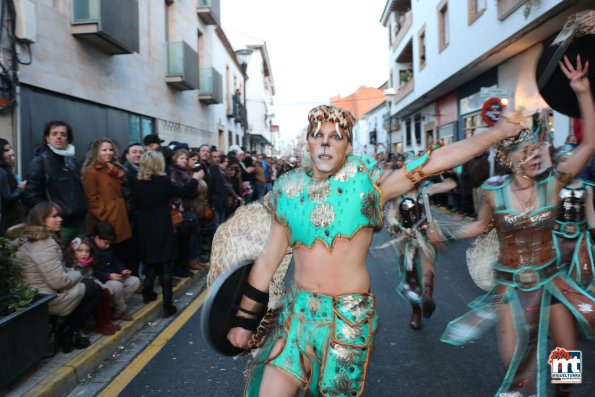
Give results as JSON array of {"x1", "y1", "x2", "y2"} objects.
[{"x1": 0, "y1": 120, "x2": 299, "y2": 354}]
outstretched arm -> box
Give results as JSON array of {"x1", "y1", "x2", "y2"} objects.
[
  {"x1": 381, "y1": 119, "x2": 520, "y2": 204},
  {"x1": 427, "y1": 193, "x2": 494, "y2": 244},
  {"x1": 427, "y1": 177, "x2": 457, "y2": 196},
  {"x1": 557, "y1": 55, "x2": 595, "y2": 182}
]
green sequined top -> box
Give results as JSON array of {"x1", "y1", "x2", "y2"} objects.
[{"x1": 269, "y1": 155, "x2": 384, "y2": 249}]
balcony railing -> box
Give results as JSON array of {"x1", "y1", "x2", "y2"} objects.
[
  {"x1": 196, "y1": 0, "x2": 220, "y2": 25},
  {"x1": 71, "y1": 0, "x2": 139, "y2": 55},
  {"x1": 166, "y1": 41, "x2": 199, "y2": 91},
  {"x1": 383, "y1": 114, "x2": 400, "y2": 132},
  {"x1": 394, "y1": 78, "x2": 414, "y2": 104},
  {"x1": 199, "y1": 68, "x2": 223, "y2": 104},
  {"x1": 391, "y1": 11, "x2": 412, "y2": 50}
]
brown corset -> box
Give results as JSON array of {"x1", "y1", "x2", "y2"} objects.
[{"x1": 494, "y1": 208, "x2": 557, "y2": 269}]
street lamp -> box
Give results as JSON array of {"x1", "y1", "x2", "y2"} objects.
[
  {"x1": 384, "y1": 87, "x2": 396, "y2": 156},
  {"x1": 236, "y1": 48, "x2": 253, "y2": 150}
]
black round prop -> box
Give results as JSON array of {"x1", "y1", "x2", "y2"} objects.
[
  {"x1": 536, "y1": 34, "x2": 594, "y2": 118},
  {"x1": 201, "y1": 260, "x2": 268, "y2": 356}
]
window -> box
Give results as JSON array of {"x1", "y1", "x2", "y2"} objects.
[
  {"x1": 228, "y1": 130, "x2": 233, "y2": 147},
  {"x1": 128, "y1": 115, "x2": 154, "y2": 144},
  {"x1": 414, "y1": 114, "x2": 422, "y2": 146},
  {"x1": 418, "y1": 26, "x2": 426, "y2": 70},
  {"x1": 438, "y1": 123, "x2": 456, "y2": 145},
  {"x1": 438, "y1": 0, "x2": 449, "y2": 52},
  {"x1": 462, "y1": 112, "x2": 488, "y2": 138},
  {"x1": 388, "y1": 21, "x2": 393, "y2": 46},
  {"x1": 406, "y1": 118, "x2": 412, "y2": 147},
  {"x1": 468, "y1": 0, "x2": 486, "y2": 25},
  {"x1": 197, "y1": 29, "x2": 204, "y2": 83},
  {"x1": 369, "y1": 130, "x2": 377, "y2": 145},
  {"x1": 497, "y1": 0, "x2": 524, "y2": 21}
]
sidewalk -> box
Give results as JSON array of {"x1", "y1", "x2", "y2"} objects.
[{"x1": 3, "y1": 270, "x2": 207, "y2": 397}]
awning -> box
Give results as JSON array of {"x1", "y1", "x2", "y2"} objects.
[{"x1": 247, "y1": 133, "x2": 272, "y2": 147}]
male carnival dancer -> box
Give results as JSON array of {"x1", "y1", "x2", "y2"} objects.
[{"x1": 226, "y1": 104, "x2": 522, "y2": 397}]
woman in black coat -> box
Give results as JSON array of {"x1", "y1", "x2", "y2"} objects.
[
  {"x1": 0, "y1": 138, "x2": 25, "y2": 235},
  {"x1": 131, "y1": 151, "x2": 204, "y2": 317}
]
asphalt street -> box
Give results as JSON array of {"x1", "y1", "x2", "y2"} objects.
[{"x1": 116, "y1": 212, "x2": 595, "y2": 397}]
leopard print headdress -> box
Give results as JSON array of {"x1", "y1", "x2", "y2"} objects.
[{"x1": 307, "y1": 105, "x2": 356, "y2": 142}]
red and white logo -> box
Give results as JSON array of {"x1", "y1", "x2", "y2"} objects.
[{"x1": 548, "y1": 347, "x2": 582, "y2": 384}]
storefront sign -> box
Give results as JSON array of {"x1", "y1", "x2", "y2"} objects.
[{"x1": 480, "y1": 87, "x2": 509, "y2": 99}]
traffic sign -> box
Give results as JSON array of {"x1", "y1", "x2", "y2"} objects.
[{"x1": 481, "y1": 98, "x2": 505, "y2": 126}]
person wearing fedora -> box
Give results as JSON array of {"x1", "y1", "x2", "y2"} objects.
[{"x1": 143, "y1": 134, "x2": 164, "y2": 151}]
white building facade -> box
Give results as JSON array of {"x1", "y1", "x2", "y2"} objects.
[
  {"x1": 380, "y1": 0, "x2": 592, "y2": 154},
  {"x1": 244, "y1": 43, "x2": 275, "y2": 156}
]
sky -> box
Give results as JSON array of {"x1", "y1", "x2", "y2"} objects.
[{"x1": 220, "y1": 0, "x2": 389, "y2": 150}]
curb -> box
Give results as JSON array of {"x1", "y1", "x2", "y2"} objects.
[{"x1": 20, "y1": 271, "x2": 206, "y2": 397}]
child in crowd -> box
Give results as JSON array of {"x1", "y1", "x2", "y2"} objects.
[
  {"x1": 90, "y1": 221, "x2": 141, "y2": 321},
  {"x1": 67, "y1": 236, "x2": 120, "y2": 335}
]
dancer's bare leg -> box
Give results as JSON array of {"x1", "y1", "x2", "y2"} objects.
[
  {"x1": 259, "y1": 366, "x2": 299, "y2": 397},
  {"x1": 549, "y1": 303, "x2": 577, "y2": 350},
  {"x1": 497, "y1": 303, "x2": 516, "y2": 368},
  {"x1": 550, "y1": 304, "x2": 576, "y2": 397},
  {"x1": 258, "y1": 339, "x2": 301, "y2": 397}
]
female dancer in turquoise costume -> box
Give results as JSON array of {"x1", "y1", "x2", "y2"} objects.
[
  {"x1": 434, "y1": 56, "x2": 595, "y2": 397},
  {"x1": 553, "y1": 144, "x2": 595, "y2": 295},
  {"x1": 225, "y1": 104, "x2": 521, "y2": 397},
  {"x1": 385, "y1": 165, "x2": 457, "y2": 329}
]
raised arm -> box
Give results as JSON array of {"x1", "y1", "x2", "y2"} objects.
[
  {"x1": 556, "y1": 55, "x2": 595, "y2": 182},
  {"x1": 381, "y1": 119, "x2": 520, "y2": 204}
]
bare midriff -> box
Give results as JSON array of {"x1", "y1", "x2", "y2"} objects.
[{"x1": 292, "y1": 228, "x2": 373, "y2": 295}]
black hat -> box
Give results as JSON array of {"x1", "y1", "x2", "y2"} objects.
[
  {"x1": 536, "y1": 16, "x2": 594, "y2": 118},
  {"x1": 168, "y1": 141, "x2": 190, "y2": 151},
  {"x1": 143, "y1": 134, "x2": 165, "y2": 146}
]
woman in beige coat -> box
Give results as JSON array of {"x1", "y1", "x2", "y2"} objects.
[{"x1": 10, "y1": 202, "x2": 102, "y2": 353}]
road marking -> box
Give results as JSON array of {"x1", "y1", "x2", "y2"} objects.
[{"x1": 98, "y1": 289, "x2": 208, "y2": 396}]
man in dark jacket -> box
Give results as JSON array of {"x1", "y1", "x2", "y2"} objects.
[
  {"x1": 119, "y1": 142, "x2": 144, "y2": 276},
  {"x1": 208, "y1": 150, "x2": 228, "y2": 230},
  {"x1": 23, "y1": 120, "x2": 87, "y2": 244},
  {"x1": 121, "y1": 143, "x2": 144, "y2": 216}
]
